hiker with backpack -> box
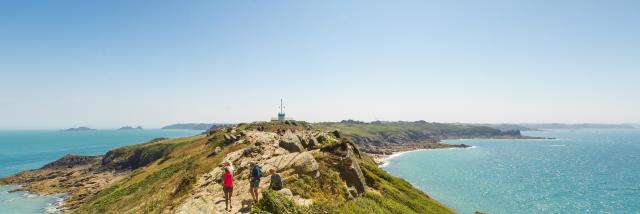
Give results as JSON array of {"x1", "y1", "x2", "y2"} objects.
[
  {"x1": 268, "y1": 168, "x2": 283, "y2": 190},
  {"x1": 248, "y1": 161, "x2": 262, "y2": 203}
]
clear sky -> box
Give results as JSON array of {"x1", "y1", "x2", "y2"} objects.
[{"x1": 1, "y1": 0, "x2": 639, "y2": 129}]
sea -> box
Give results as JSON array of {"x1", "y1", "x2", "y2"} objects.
[
  {"x1": 0, "y1": 129, "x2": 200, "y2": 214},
  {"x1": 383, "y1": 129, "x2": 640, "y2": 214}
]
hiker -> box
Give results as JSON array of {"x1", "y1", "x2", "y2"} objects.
[
  {"x1": 223, "y1": 161, "x2": 235, "y2": 174},
  {"x1": 268, "y1": 169, "x2": 283, "y2": 190},
  {"x1": 248, "y1": 161, "x2": 262, "y2": 203},
  {"x1": 222, "y1": 166, "x2": 234, "y2": 211}
]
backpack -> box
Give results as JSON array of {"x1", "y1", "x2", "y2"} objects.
[{"x1": 251, "y1": 165, "x2": 262, "y2": 180}]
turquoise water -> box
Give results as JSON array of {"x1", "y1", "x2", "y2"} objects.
[
  {"x1": 383, "y1": 129, "x2": 640, "y2": 214},
  {"x1": 0, "y1": 129, "x2": 200, "y2": 214}
]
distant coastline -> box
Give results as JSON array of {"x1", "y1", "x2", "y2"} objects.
[
  {"x1": 484, "y1": 123, "x2": 635, "y2": 131},
  {"x1": 161, "y1": 123, "x2": 232, "y2": 130},
  {"x1": 62, "y1": 127, "x2": 95, "y2": 131}
]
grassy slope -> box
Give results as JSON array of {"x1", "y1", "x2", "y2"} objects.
[
  {"x1": 252, "y1": 154, "x2": 453, "y2": 214},
  {"x1": 344, "y1": 157, "x2": 453, "y2": 214},
  {"x1": 73, "y1": 123, "x2": 454, "y2": 214},
  {"x1": 74, "y1": 131, "x2": 247, "y2": 214},
  {"x1": 315, "y1": 121, "x2": 498, "y2": 138},
  {"x1": 314, "y1": 122, "x2": 502, "y2": 139}
]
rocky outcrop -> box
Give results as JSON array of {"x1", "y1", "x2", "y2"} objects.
[
  {"x1": 178, "y1": 126, "x2": 362, "y2": 213},
  {"x1": 101, "y1": 143, "x2": 174, "y2": 170},
  {"x1": 278, "y1": 131, "x2": 304, "y2": 152},
  {"x1": 0, "y1": 154, "x2": 128, "y2": 211},
  {"x1": 291, "y1": 152, "x2": 318, "y2": 174},
  {"x1": 321, "y1": 141, "x2": 366, "y2": 196},
  {"x1": 41, "y1": 154, "x2": 101, "y2": 170}
]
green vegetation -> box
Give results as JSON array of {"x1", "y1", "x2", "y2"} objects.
[
  {"x1": 285, "y1": 163, "x2": 349, "y2": 203},
  {"x1": 74, "y1": 133, "x2": 247, "y2": 214},
  {"x1": 251, "y1": 190, "x2": 305, "y2": 214},
  {"x1": 251, "y1": 155, "x2": 453, "y2": 214},
  {"x1": 316, "y1": 121, "x2": 502, "y2": 138},
  {"x1": 342, "y1": 157, "x2": 453, "y2": 214},
  {"x1": 71, "y1": 122, "x2": 455, "y2": 214}
]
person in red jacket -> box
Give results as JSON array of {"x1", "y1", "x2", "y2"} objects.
[{"x1": 222, "y1": 167, "x2": 234, "y2": 211}]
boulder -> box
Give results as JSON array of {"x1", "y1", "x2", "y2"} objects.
[
  {"x1": 214, "y1": 146, "x2": 222, "y2": 154},
  {"x1": 291, "y1": 152, "x2": 319, "y2": 174},
  {"x1": 293, "y1": 196, "x2": 313, "y2": 207},
  {"x1": 341, "y1": 144, "x2": 366, "y2": 195},
  {"x1": 223, "y1": 134, "x2": 237, "y2": 144},
  {"x1": 278, "y1": 188, "x2": 293, "y2": 198},
  {"x1": 278, "y1": 132, "x2": 304, "y2": 152},
  {"x1": 331, "y1": 130, "x2": 341, "y2": 138}
]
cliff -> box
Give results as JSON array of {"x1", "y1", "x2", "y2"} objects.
[{"x1": 1, "y1": 122, "x2": 454, "y2": 214}]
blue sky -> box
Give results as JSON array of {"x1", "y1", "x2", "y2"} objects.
[{"x1": 1, "y1": 0, "x2": 639, "y2": 129}]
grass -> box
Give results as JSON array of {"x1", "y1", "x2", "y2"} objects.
[
  {"x1": 253, "y1": 136, "x2": 453, "y2": 214},
  {"x1": 251, "y1": 190, "x2": 306, "y2": 214},
  {"x1": 72, "y1": 122, "x2": 455, "y2": 214},
  {"x1": 73, "y1": 132, "x2": 248, "y2": 214},
  {"x1": 339, "y1": 156, "x2": 454, "y2": 214},
  {"x1": 284, "y1": 163, "x2": 349, "y2": 204},
  {"x1": 315, "y1": 121, "x2": 503, "y2": 139}
]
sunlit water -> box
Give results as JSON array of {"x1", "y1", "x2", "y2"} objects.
[
  {"x1": 383, "y1": 129, "x2": 640, "y2": 214},
  {"x1": 0, "y1": 129, "x2": 200, "y2": 214}
]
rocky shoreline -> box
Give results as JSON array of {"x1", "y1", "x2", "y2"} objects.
[
  {"x1": 361, "y1": 141, "x2": 469, "y2": 165},
  {"x1": 358, "y1": 137, "x2": 545, "y2": 166},
  {"x1": 0, "y1": 155, "x2": 129, "y2": 212}
]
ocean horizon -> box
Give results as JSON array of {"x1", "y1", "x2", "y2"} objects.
[{"x1": 383, "y1": 129, "x2": 640, "y2": 213}]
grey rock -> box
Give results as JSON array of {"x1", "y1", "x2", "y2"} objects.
[
  {"x1": 291, "y1": 152, "x2": 319, "y2": 174},
  {"x1": 278, "y1": 132, "x2": 304, "y2": 152}
]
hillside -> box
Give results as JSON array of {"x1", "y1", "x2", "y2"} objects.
[
  {"x1": 1, "y1": 122, "x2": 454, "y2": 214},
  {"x1": 315, "y1": 121, "x2": 530, "y2": 155},
  {"x1": 162, "y1": 123, "x2": 232, "y2": 130}
]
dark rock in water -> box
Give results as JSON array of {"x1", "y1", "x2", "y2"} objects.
[{"x1": 64, "y1": 127, "x2": 95, "y2": 131}]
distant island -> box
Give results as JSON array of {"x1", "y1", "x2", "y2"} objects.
[
  {"x1": 117, "y1": 126, "x2": 143, "y2": 130},
  {"x1": 161, "y1": 123, "x2": 231, "y2": 130},
  {"x1": 63, "y1": 127, "x2": 95, "y2": 131},
  {"x1": 487, "y1": 123, "x2": 635, "y2": 131}
]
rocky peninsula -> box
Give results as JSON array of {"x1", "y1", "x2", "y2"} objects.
[
  {"x1": 1, "y1": 121, "x2": 454, "y2": 213},
  {"x1": 316, "y1": 121, "x2": 542, "y2": 164}
]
